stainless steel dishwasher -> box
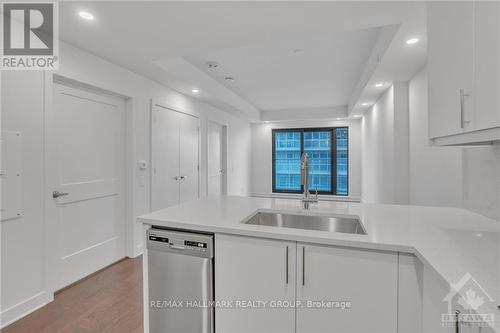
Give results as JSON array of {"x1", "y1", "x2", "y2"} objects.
[{"x1": 147, "y1": 228, "x2": 214, "y2": 333}]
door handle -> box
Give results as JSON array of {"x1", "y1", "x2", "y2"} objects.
[
  {"x1": 52, "y1": 190, "x2": 69, "y2": 198},
  {"x1": 180, "y1": 176, "x2": 186, "y2": 180}
]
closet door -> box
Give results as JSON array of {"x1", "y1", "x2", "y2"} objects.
[
  {"x1": 179, "y1": 113, "x2": 199, "y2": 203},
  {"x1": 151, "y1": 105, "x2": 180, "y2": 210}
]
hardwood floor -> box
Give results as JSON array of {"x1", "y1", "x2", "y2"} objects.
[{"x1": 2, "y1": 257, "x2": 143, "y2": 333}]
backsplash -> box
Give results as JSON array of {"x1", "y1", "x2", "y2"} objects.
[{"x1": 462, "y1": 143, "x2": 500, "y2": 221}]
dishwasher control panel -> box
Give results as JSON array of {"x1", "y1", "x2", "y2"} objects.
[
  {"x1": 148, "y1": 235, "x2": 168, "y2": 243},
  {"x1": 185, "y1": 240, "x2": 207, "y2": 248},
  {"x1": 147, "y1": 228, "x2": 214, "y2": 259}
]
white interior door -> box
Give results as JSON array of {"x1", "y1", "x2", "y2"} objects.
[
  {"x1": 151, "y1": 105, "x2": 181, "y2": 211},
  {"x1": 207, "y1": 122, "x2": 224, "y2": 196},
  {"x1": 179, "y1": 113, "x2": 199, "y2": 203},
  {"x1": 49, "y1": 83, "x2": 126, "y2": 290},
  {"x1": 151, "y1": 105, "x2": 199, "y2": 208}
]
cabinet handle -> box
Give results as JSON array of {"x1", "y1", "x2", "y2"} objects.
[
  {"x1": 460, "y1": 88, "x2": 470, "y2": 129},
  {"x1": 302, "y1": 246, "x2": 305, "y2": 286},
  {"x1": 285, "y1": 246, "x2": 289, "y2": 284}
]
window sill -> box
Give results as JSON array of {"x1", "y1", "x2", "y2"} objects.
[{"x1": 250, "y1": 192, "x2": 361, "y2": 203}]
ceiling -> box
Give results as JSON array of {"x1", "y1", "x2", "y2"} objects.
[
  {"x1": 58, "y1": 1, "x2": 427, "y2": 122},
  {"x1": 184, "y1": 28, "x2": 380, "y2": 111}
]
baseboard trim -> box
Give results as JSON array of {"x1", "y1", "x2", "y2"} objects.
[
  {"x1": 0, "y1": 291, "x2": 53, "y2": 329},
  {"x1": 133, "y1": 243, "x2": 144, "y2": 258}
]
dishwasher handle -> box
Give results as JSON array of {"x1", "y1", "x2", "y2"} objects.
[{"x1": 170, "y1": 244, "x2": 186, "y2": 251}]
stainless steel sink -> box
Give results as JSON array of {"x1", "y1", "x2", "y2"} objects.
[{"x1": 243, "y1": 212, "x2": 367, "y2": 235}]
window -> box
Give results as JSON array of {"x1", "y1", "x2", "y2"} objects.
[{"x1": 272, "y1": 127, "x2": 348, "y2": 196}]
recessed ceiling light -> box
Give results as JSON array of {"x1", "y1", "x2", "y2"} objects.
[
  {"x1": 78, "y1": 11, "x2": 94, "y2": 20},
  {"x1": 406, "y1": 38, "x2": 420, "y2": 45},
  {"x1": 375, "y1": 83, "x2": 384, "y2": 88},
  {"x1": 362, "y1": 103, "x2": 370, "y2": 106},
  {"x1": 207, "y1": 61, "x2": 219, "y2": 69},
  {"x1": 191, "y1": 89, "x2": 199, "y2": 93},
  {"x1": 353, "y1": 115, "x2": 362, "y2": 119},
  {"x1": 264, "y1": 121, "x2": 270, "y2": 124},
  {"x1": 336, "y1": 118, "x2": 341, "y2": 121}
]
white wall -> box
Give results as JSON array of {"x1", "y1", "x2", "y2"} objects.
[
  {"x1": 1, "y1": 71, "x2": 48, "y2": 325},
  {"x1": 462, "y1": 145, "x2": 500, "y2": 221},
  {"x1": 408, "y1": 68, "x2": 463, "y2": 207},
  {"x1": 251, "y1": 119, "x2": 362, "y2": 200},
  {"x1": 0, "y1": 41, "x2": 251, "y2": 327},
  {"x1": 361, "y1": 83, "x2": 409, "y2": 204}
]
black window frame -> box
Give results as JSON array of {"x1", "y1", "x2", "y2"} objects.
[{"x1": 271, "y1": 127, "x2": 349, "y2": 196}]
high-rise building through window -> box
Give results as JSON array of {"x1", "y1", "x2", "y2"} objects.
[{"x1": 272, "y1": 127, "x2": 348, "y2": 196}]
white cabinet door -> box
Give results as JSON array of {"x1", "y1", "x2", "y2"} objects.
[
  {"x1": 398, "y1": 253, "x2": 424, "y2": 333},
  {"x1": 215, "y1": 234, "x2": 296, "y2": 333},
  {"x1": 474, "y1": 1, "x2": 500, "y2": 131},
  {"x1": 422, "y1": 265, "x2": 453, "y2": 333},
  {"x1": 179, "y1": 113, "x2": 199, "y2": 203},
  {"x1": 422, "y1": 266, "x2": 495, "y2": 333},
  {"x1": 151, "y1": 106, "x2": 180, "y2": 211},
  {"x1": 428, "y1": 1, "x2": 474, "y2": 138},
  {"x1": 296, "y1": 243, "x2": 398, "y2": 333}
]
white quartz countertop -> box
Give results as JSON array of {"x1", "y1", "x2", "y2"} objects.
[{"x1": 138, "y1": 196, "x2": 500, "y2": 330}]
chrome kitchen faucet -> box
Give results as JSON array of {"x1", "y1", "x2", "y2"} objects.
[{"x1": 301, "y1": 153, "x2": 318, "y2": 209}]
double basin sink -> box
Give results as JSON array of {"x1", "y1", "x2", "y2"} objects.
[{"x1": 244, "y1": 211, "x2": 366, "y2": 235}]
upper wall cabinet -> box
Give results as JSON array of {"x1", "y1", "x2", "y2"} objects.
[
  {"x1": 428, "y1": 1, "x2": 500, "y2": 145},
  {"x1": 474, "y1": 2, "x2": 500, "y2": 131}
]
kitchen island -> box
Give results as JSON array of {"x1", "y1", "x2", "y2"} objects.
[{"x1": 139, "y1": 196, "x2": 500, "y2": 332}]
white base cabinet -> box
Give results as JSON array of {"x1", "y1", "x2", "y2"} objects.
[
  {"x1": 215, "y1": 234, "x2": 296, "y2": 333},
  {"x1": 215, "y1": 234, "x2": 496, "y2": 332},
  {"x1": 296, "y1": 243, "x2": 398, "y2": 333},
  {"x1": 396, "y1": 256, "x2": 494, "y2": 333},
  {"x1": 421, "y1": 265, "x2": 495, "y2": 333},
  {"x1": 215, "y1": 234, "x2": 399, "y2": 333}
]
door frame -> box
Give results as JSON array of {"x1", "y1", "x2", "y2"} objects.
[
  {"x1": 207, "y1": 120, "x2": 228, "y2": 195},
  {"x1": 43, "y1": 73, "x2": 133, "y2": 297},
  {"x1": 150, "y1": 100, "x2": 201, "y2": 211}
]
